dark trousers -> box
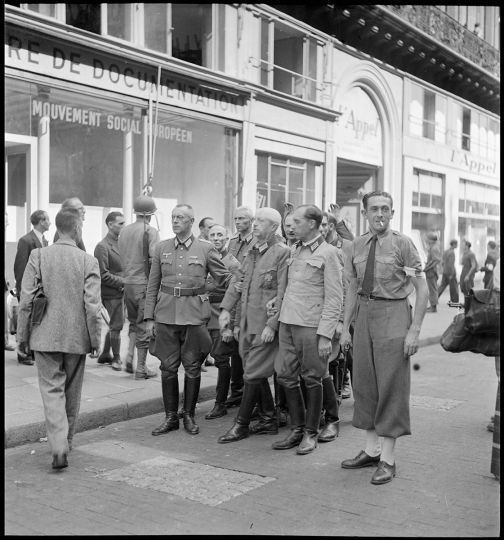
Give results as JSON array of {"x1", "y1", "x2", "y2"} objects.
[
  {"x1": 426, "y1": 271, "x2": 439, "y2": 307},
  {"x1": 438, "y1": 273, "x2": 459, "y2": 303}
]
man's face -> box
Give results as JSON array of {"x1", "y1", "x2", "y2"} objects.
[
  {"x1": 320, "y1": 215, "x2": 329, "y2": 239},
  {"x1": 234, "y1": 210, "x2": 253, "y2": 235},
  {"x1": 362, "y1": 195, "x2": 394, "y2": 234},
  {"x1": 41, "y1": 213, "x2": 51, "y2": 232},
  {"x1": 200, "y1": 218, "x2": 215, "y2": 240},
  {"x1": 292, "y1": 207, "x2": 314, "y2": 242},
  {"x1": 208, "y1": 225, "x2": 228, "y2": 252},
  {"x1": 172, "y1": 207, "x2": 194, "y2": 236},
  {"x1": 283, "y1": 214, "x2": 296, "y2": 241},
  {"x1": 109, "y1": 215, "x2": 125, "y2": 237},
  {"x1": 69, "y1": 200, "x2": 86, "y2": 221},
  {"x1": 253, "y1": 214, "x2": 277, "y2": 242}
]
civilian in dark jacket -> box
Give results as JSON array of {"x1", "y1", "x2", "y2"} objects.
[
  {"x1": 13, "y1": 210, "x2": 51, "y2": 365},
  {"x1": 94, "y1": 212, "x2": 126, "y2": 370}
]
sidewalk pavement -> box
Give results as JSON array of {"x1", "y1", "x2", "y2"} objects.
[{"x1": 4, "y1": 290, "x2": 461, "y2": 448}]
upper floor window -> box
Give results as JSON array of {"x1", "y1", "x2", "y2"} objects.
[
  {"x1": 409, "y1": 83, "x2": 446, "y2": 143},
  {"x1": 171, "y1": 4, "x2": 212, "y2": 67},
  {"x1": 255, "y1": 16, "x2": 322, "y2": 103}
]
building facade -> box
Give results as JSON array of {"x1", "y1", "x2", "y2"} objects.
[{"x1": 4, "y1": 4, "x2": 500, "y2": 283}]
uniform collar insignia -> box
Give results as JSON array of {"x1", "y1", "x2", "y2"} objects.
[
  {"x1": 175, "y1": 234, "x2": 194, "y2": 248},
  {"x1": 302, "y1": 234, "x2": 323, "y2": 252}
]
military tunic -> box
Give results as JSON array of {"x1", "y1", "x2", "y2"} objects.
[
  {"x1": 344, "y1": 228, "x2": 424, "y2": 438},
  {"x1": 144, "y1": 235, "x2": 231, "y2": 378},
  {"x1": 220, "y1": 236, "x2": 290, "y2": 381},
  {"x1": 276, "y1": 235, "x2": 343, "y2": 388}
]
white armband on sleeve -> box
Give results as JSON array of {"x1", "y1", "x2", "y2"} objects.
[{"x1": 403, "y1": 266, "x2": 425, "y2": 278}]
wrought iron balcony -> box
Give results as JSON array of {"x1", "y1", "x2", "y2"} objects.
[{"x1": 383, "y1": 5, "x2": 500, "y2": 79}]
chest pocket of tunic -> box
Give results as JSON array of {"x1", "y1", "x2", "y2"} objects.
[
  {"x1": 353, "y1": 254, "x2": 367, "y2": 280},
  {"x1": 303, "y1": 258, "x2": 323, "y2": 280},
  {"x1": 375, "y1": 254, "x2": 396, "y2": 281},
  {"x1": 161, "y1": 255, "x2": 175, "y2": 276},
  {"x1": 260, "y1": 268, "x2": 277, "y2": 289},
  {"x1": 187, "y1": 258, "x2": 205, "y2": 277}
]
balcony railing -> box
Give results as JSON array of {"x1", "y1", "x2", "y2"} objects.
[{"x1": 382, "y1": 5, "x2": 500, "y2": 79}]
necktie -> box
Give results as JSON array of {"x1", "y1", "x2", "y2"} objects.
[
  {"x1": 42, "y1": 235, "x2": 48, "y2": 247},
  {"x1": 361, "y1": 235, "x2": 378, "y2": 295}
]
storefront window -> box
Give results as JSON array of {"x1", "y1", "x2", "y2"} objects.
[{"x1": 256, "y1": 153, "x2": 323, "y2": 215}]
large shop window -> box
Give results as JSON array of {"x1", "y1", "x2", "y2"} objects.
[
  {"x1": 5, "y1": 78, "x2": 239, "y2": 229},
  {"x1": 256, "y1": 154, "x2": 322, "y2": 216},
  {"x1": 409, "y1": 83, "x2": 446, "y2": 143}
]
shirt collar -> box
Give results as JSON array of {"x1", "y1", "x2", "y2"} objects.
[
  {"x1": 240, "y1": 231, "x2": 254, "y2": 244},
  {"x1": 301, "y1": 234, "x2": 324, "y2": 252},
  {"x1": 364, "y1": 229, "x2": 390, "y2": 246},
  {"x1": 175, "y1": 234, "x2": 194, "y2": 248},
  {"x1": 106, "y1": 231, "x2": 118, "y2": 242},
  {"x1": 33, "y1": 229, "x2": 44, "y2": 243}
]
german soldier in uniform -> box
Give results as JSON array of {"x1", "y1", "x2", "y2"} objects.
[
  {"x1": 340, "y1": 191, "x2": 428, "y2": 485},
  {"x1": 145, "y1": 204, "x2": 231, "y2": 436},
  {"x1": 217, "y1": 208, "x2": 290, "y2": 443}
]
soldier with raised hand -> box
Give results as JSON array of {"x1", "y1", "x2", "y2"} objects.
[
  {"x1": 217, "y1": 207, "x2": 290, "y2": 443},
  {"x1": 145, "y1": 204, "x2": 231, "y2": 437}
]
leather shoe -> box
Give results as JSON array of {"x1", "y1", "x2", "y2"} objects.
[
  {"x1": 134, "y1": 367, "x2": 158, "y2": 379},
  {"x1": 296, "y1": 430, "x2": 318, "y2": 455},
  {"x1": 318, "y1": 420, "x2": 340, "y2": 442},
  {"x1": 111, "y1": 359, "x2": 122, "y2": 371},
  {"x1": 218, "y1": 422, "x2": 249, "y2": 443},
  {"x1": 151, "y1": 414, "x2": 179, "y2": 436},
  {"x1": 341, "y1": 450, "x2": 381, "y2": 469},
  {"x1": 5, "y1": 343, "x2": 15, "y2": 351},
  {"x1": 18, "y1": 356, "x2": 35, "y2": 366},
  {"x1": 272, "y1": 428, "x2": 304, "y2": 450},
  {"x1": 125, "y1": 362, "x2": 134, "y2": 374},
  {"x1": 97, "y1": 354, "x2": 113, "y2": 365},
  {"x1": 52, "y1": 453, "x2": 68, "y2": 470},
  {"x1": 371, "y1": 461, "x2": 396, "y2": 485},
  {"x1": 249, "y1": 418, "x2": 278, "y2": 435},
  {"x1": 225, "y1": 394, "x2": 242, "y2": 408},
  {"x1": 205, "y1": 403, "x2": 228, "y2": 420}
]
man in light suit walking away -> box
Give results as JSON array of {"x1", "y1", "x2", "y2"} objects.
[{"x1": 17, "y1": 208, "x2": 101, "y2": 470}]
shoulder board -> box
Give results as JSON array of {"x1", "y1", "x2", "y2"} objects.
[
  {"x1": 229, "y1": 233, "x2": 239, "y2": 240},
  {"x1": 391, "y1": 230, "x2": 401, "y2": 236}
]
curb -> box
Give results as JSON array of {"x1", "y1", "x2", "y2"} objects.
[
  {"x1": 4, "y1": 384, "x2": 216, "y2": 449},
  {"x1": 419, "y1": 335, "x2": 442, "y2": 348}
]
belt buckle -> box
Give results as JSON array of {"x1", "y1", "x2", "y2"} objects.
[{"x1": 173, "y1": 286, "x2": 181, "y2": 297}]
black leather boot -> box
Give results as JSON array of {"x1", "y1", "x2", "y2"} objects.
[
  {"x1": 183, "y1": 376, "x2": 201, "y2": 434},
  {"x1": 272, "y1": 386, "x2": 305, "y2": 450},
  {"x1": 218, "y1": 382, "x2": 259, "y2": 443},
  {"x1": 226, "y1": 353, "x2": 244, "y2": 407},
  {"x1": 297, "y1": 383, "x2": 323, "y2": 455},
  {"x1": 318, "y1": 376, "x2": 340, "y2": 442},
  {"x1": 152, "y1": 377, "x2": 180, "y2": 435},
  {"x1": 250, "y1": 378, "x2": 278, "y2": 435},
  {"x1": 205, "y1": 366, "x2": 231, "y2": 419},
  {"x1": 274, "y1": 373, "x2": 289, "y2": 427}
]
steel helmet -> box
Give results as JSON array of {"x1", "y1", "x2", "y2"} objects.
[{"x1": 133, "y1": 195, "x2": 157, "y2": 215}]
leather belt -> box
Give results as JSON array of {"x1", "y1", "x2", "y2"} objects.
[
  {"x1": 358, "y1": 294, "x2": 406, "y2": 302},
  {"x1": 160, "y1": 284, "x2": 206, "y2": 297},
  {"x1": 209, "y1": 293, "x2": 225, "y2": 304}
]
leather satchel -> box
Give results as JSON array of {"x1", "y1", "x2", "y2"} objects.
[
  {"x1": 441, "y1": 313, "x2": 500, "y2": 357},
  {"x1": 464, "y1": 288, "x2": 500, "y2": 335},
  {"x1": 31, "y1": 249, "x2": 47, "y2": 326}
]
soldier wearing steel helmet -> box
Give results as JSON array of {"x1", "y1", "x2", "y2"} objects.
[{"x1": 118, "y1": 195, "x2": 160, "y2": 379}]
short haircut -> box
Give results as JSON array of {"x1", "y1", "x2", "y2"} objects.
[
  {"x1": 30, "y1": 210, "x2": 47, "y2": 226},
  {"x1": 61, "y1": 197, "x2": 83, "y2": 209},
  {"x1": 55, "y1": 208, "x2": 81, "y2": 235},
  {"x1": 449, "y1": 239, "x2": 458, "y2": 247},
  {"x1": 327, "y1": 214, "x2": 338, "y2": 227},
  {"x1": 465, "y1": 241, "x2": 472, "y2": 248},
  {"x1": 362, "y1": 191, "x2": 393, "y2": 210},
  {"x1": 173, "y1": 204, "x2": 194, "y2": 217},
  {"x1": 488, "y1": 240, "x2": 497, "y2": 249},
  {"x1": 105, "y1": 211, "x2": 123, "y2": 226},
  {"x1": 208, "y1": 223, "x2": 227, "y2": 234},
  {"x1": 198, "y1": 216, "x2": 214, "y2": 229},
  {"x1": 297, "y1": 204, "x2": 323, "y2": 229},
  {"x1": 234, "y1": 206, "x2": 254, "y2": 219}
]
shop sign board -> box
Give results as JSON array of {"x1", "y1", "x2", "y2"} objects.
[{"x1": 5, "y1": 25, "x2": 246, "y2": 121}]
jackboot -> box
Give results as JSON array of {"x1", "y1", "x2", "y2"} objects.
[
  {"x1": 249, "y1": 379, "x2": 278, "y2": 435},
  {"x1": 274, "y1": 373, "x2": 289, "y2": 427},
  {"x1": 205, "y1": 366, "x2": 231, "y2": 419},
  {"x1": 226, "y1": 354, "x2": 244, "y2": 407},
  {"x1": 182, "y1": 376, "x2": 201, "y2": 435},
  {"x1": 297, "y1": 383, "x2": 323, "y2": 455},
  {"x1": 272, "y1": 386, "x2": 306, "y2": 450},
  {"x1": 134, "y1": 348, "x2": 157, "y2": 379},
  {"x1": 152, "y1": 377, "x2": 180, "y2": 435},
  {"x1": 125, "y1": 331, "x2": 136, "y2": 373},
  {"x1": 218, "y1": 382, "x2": 260, "y2": 443},
  {"x1": 97, "y1": 333, "x2": 113, "y2": 364},
  {"x1": 318, "y1": 376, "x2": 340, "y2": 442}
]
